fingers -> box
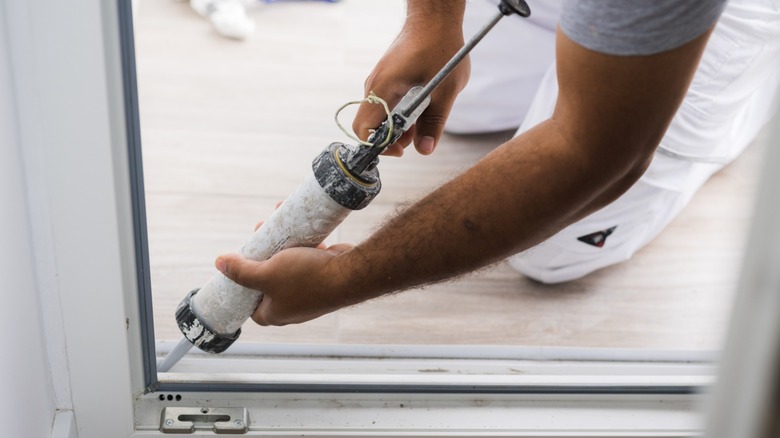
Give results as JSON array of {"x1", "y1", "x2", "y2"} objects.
[
  {"x1": 353, "y1": 96, "x2": 413, "y2": 157},
  {"x1": 352, "y1": 99, "x2": 387, "y2": 142},
  {"x1": 414, "y1": 132, "x2": 438, "y2": 156},
  {"x1": 352, "y1": 76, "x2": 416, "y2": 156},
  {"x1": 412, "y1": 94, "x2": 457, "y2": 155},
  {"x1": 215, "y1": 253, "x2": 268, "y2": 291},
  {"x1": 216, "y1": 245, "x2": 352, "y2": 327},
  {"x1": 351, "y1": 86, "x2": 457, "y2": 157},
  {"x1": 251, "y1": 299, "x2": 274, "y2": 327},
  {"x1": 353, "y1": 88, "x2": 405, "y2": 143}
]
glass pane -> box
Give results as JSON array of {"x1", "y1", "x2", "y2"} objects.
[{"x1": 132, "y1": 0, "x2": 761, "y2": 356}]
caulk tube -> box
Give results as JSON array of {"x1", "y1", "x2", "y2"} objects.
[{"x1": 175, "y1": 142, "x2": 380, "y2": 354}]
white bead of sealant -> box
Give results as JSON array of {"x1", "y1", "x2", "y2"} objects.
[{"x1": 190, "y1": 173, "x2": 351, "y2": 335}]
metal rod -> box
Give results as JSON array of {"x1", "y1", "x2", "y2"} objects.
[{"x1": 401, "y1": 10, "x2": 505, "y2": 118}]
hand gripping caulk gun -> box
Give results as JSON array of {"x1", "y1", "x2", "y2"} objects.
[{"x1": 158, "y1": 0, "x2": 531, "y2": 373}]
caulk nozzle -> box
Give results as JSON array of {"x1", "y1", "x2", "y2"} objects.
[{"x1": 157, "y1": 337, "x2": 194, "y2": 373}]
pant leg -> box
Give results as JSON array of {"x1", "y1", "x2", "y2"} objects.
[
  {"x1": 508, "y1": 0, "x2": 780, "y2": 284},
  {"x1": 508, "y1": 159, "x2": 723, "y2": 284},
  {"x1": 445, "y1": 0, "x2": 561, "y2": 134}
]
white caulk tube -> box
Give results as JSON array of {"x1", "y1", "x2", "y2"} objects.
[
  {"x1": 190, "y1": 173, "x2": 348, "y2": 335},
  {"x1": 169, "y1": 142, "x2": 381, "y2": 358}
]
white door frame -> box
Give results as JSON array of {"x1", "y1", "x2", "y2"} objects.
[{"x1": 7, "y1": 0, "x2": 778, "y2": 436}]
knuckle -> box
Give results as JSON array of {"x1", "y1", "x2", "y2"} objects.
[
  {"x1": 252, "y1": 303, "x2": 288, "y2": 327},
  {"x1": 229, "y1": 266, "x2": 245, "y2": 284},
  {"x1": 252, "y1": 314, "x2": 269, "y2": 327},
  {"x1": 251, "y1": 307, "x2": 269, "y2": 326},
  {"x1": 363, "y1": 73, "x2": 374, "y2": 90},
  {"x1": 419, "y1": 113, "x2": 448, "y2": 128},
  {"x1": 232, "y1": 268, "x2": 258, "y2": 291},
  {"x1": 253, "y1": 313, "x2": 287, "y2": 327}
]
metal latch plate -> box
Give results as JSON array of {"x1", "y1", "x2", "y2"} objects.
[{"x1": 160, "y1": 407, "x2": 249, "y2": 434}]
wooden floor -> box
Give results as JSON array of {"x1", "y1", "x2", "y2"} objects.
[{"x1": 135, "y1": 0, "x2": 763, "y2": 350}]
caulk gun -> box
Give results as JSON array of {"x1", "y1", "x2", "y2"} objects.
[{"x1": 158, "y1": 0, "x2": 530, "y2": 373}]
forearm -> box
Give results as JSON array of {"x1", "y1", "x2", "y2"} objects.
[
  {"x1": 328, "y1": 25, "x2": 714, "y2": 308},
  {"x1": 333, "y1": 119, "x2": 645, "y2": 304}
]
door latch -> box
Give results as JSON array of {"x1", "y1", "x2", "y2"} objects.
[{"x1": 160, "y1": 407, "x2": 249, "y2": 434}]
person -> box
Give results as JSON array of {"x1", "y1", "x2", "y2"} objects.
[{"x1": 214, "y1": 0, "x2": 780, "y2": 326}]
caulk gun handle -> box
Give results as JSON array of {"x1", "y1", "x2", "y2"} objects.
[
  {"x1": 351, "y1": 86, "x2": 433, "y2": 174},
  {"x1": 368, "y1": 86, "x2": 432, "y2": 149}
]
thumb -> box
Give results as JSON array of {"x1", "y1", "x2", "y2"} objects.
[
  {"x1": 412, "y1": 59, "x2": 469, "y2": 156},
  {"x1": 215, "y1": 253, "x2": 268, "y2": 291}
]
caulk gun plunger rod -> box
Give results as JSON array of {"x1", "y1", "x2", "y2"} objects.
[
  {"x1": 401, "y1": 11, "x2": 504, "y2": 117},
  {"x1": 401, "y1": 0, "x2": 530, "y2": 118}
]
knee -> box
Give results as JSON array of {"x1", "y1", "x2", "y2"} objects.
[
  {"x1": 507, "y1": 251, "x2": 591, "y2": 285},
  {"x1": 507, "y1": 232, "x2": 635, "y2": 284}
]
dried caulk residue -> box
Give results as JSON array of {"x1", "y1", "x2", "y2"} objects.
[
  {"x1": 180, "y1": 317, "x2": 215, "y2": 347},
  {"x1": 190, "y1": 174, "x2": 350, "y2": 335}
]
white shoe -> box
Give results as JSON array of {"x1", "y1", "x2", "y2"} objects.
[{"x1": 190, "y1": 0, "x2": 255, "y2": 40}]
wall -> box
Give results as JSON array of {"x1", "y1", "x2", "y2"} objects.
[
  {"x1": 0, "y1": 2, "x2": 58, "y2": 435},
  {"x1": 0, "y1": 0, "x2": 141, "y2": 436}
]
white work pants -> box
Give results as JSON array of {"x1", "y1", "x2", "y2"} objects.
[{"x1": 447, "y1": 0, "x2": 780, "y2": 283}]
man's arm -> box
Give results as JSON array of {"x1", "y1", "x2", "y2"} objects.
[{"x1": 217, "y1": 27, "x2": 713, "y2": 326}]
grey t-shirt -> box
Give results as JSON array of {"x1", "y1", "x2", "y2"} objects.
[{"x1": 560, "y1": 0, "x2": 727, "y2": 56}]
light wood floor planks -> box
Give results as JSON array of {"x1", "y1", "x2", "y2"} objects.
[{"x1": 135, "y1": 0, "x2": 763, "y2": 350}]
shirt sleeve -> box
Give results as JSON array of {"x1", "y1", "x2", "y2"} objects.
[{"x1": 559, "y1": 0, "x2": 727, "y2": 56}]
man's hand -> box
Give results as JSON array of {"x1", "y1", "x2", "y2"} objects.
[
  {"x1": 352, "y1": 2, "x2": 469, "y2": 157},
  {"x1": 216, "y1": 243, "x2": 355, "y2": 326}
]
